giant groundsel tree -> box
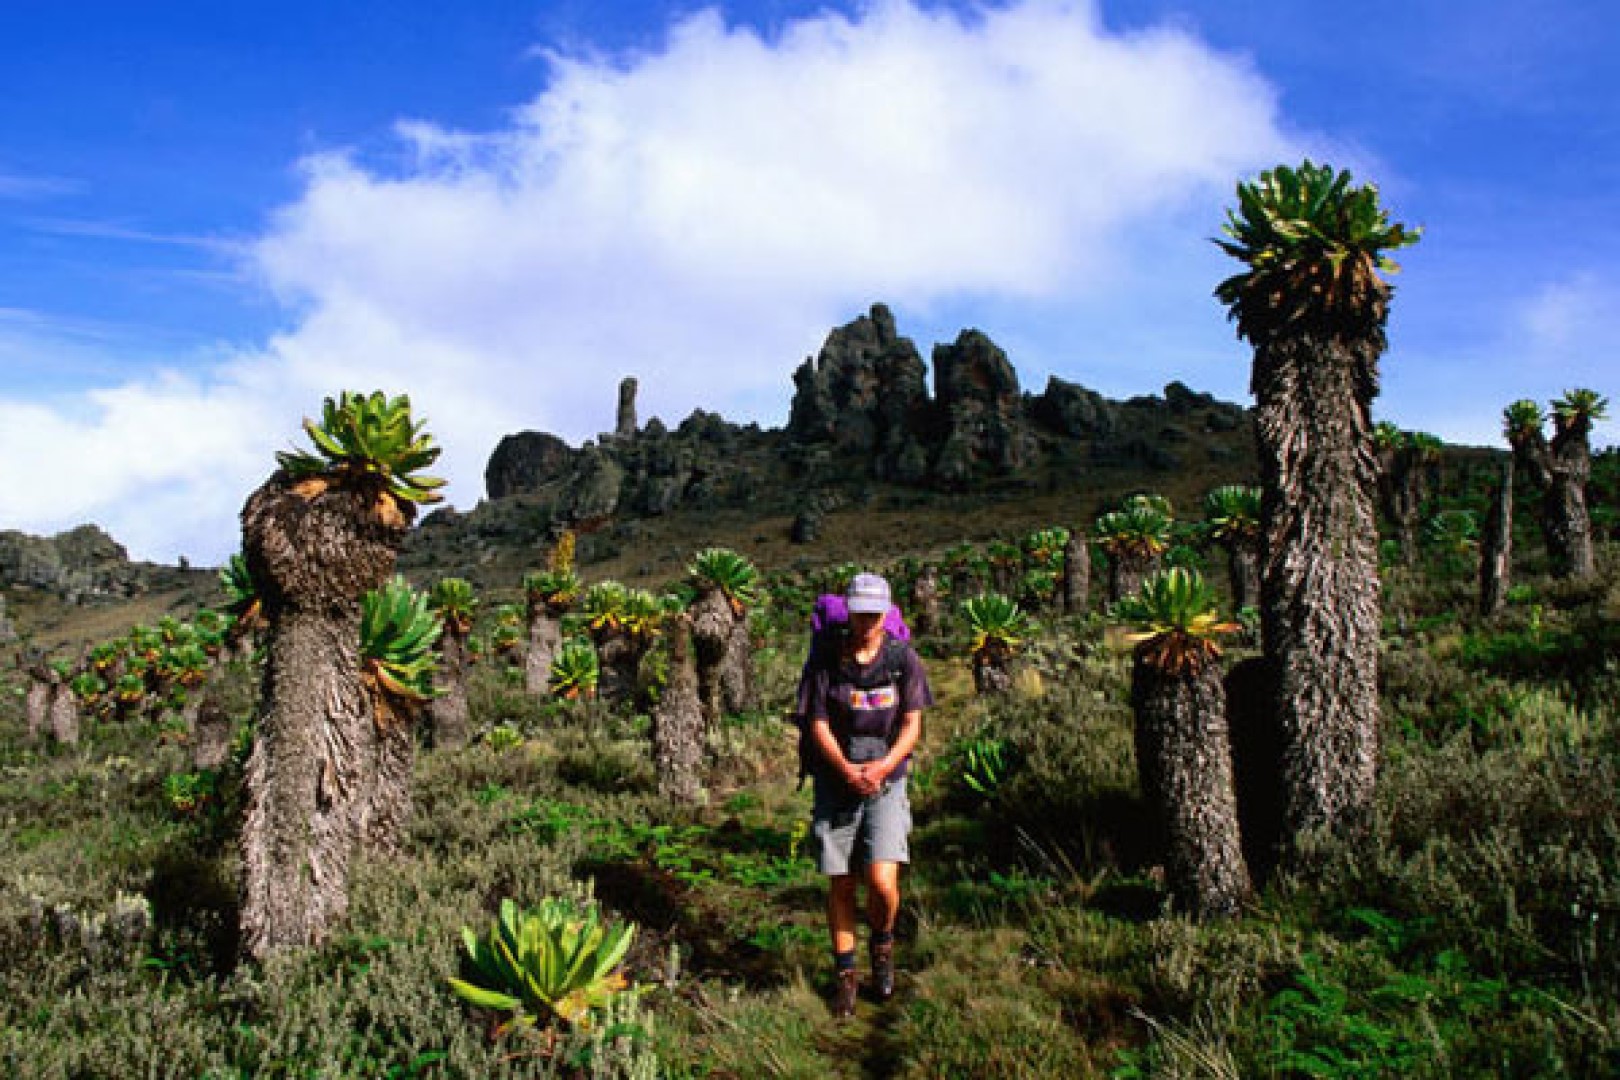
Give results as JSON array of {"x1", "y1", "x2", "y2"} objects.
[
  {"x1": 238, "y1": 390, "x2": 444, "y2": 958},
  {"x1": 1215, "y1": 160, "x2": 1419, "y2": 843}
]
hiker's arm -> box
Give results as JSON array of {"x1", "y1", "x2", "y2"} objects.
[
  {"x1": 810, "y1": 717, "x2": 872, "y2": 793},
  {"x1": 871, "y1": 709, "x2": 921, "y2": 783}
]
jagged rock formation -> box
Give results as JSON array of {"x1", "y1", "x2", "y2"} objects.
[
  {"x1": 0, "y1": 525, "x2": 145, "y2": 600},
  {"x1": 404, "y1": 303, "x2": 1257, "y2": 570}
]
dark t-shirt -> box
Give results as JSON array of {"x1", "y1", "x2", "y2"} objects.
[{"x1": 801, "y1": 635, "x2": 934, "y2": 780}]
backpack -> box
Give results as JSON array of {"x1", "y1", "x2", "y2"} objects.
[{"x1": 789, "y1": 594, "x2": 912, "y2": 788}]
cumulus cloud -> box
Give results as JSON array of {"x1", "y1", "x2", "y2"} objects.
[{"x1": 1, "y1": 0, "x2": 1290, "y2": 563}]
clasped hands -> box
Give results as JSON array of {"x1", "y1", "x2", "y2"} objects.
[{"x1": 841, "y1": 760, "x2": 890, "y2": 797}]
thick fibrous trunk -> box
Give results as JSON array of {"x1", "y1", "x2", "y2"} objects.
[
  {"x1": 652, "y1": 616, "x2": 705, "y2": 803},
  {"x1": 1107, "y1": 555, "x2": 1155, "y2": 605},
  {"x1": 1253, "y1": 332, "x2": 1382, "y2": 841},
  {"x1": 1546, "y1": 424, "x2": 1594, "y2": 579},
  {"x1": 25, "y1": 677, "x2": 51, "y2": 741},
  {"x1": 596, "y1": 634, "x2": 642, "y2": 705},
  {"x1": 1132, "y1": 654, "x2": 1250, "y2": 918},
  {"x1": 363, "y1": 707, "x2": 415, "y2": 855},
  {"x1": 972, "y1": 651, "x2": 1013, "y2": 695},
  {"x1": 719, "y1": 618, "x2": 757, "y2": 715},
  {"x1": 430, "y1": 630, "x2": 471, "y2": 749},
  {"x1": 193, "y1": 695, "x2": 234, "y2": 770},
  {"x1": 1062, "y1": 533, "x2": 1090, "y2": 615},
  {"x1": 1227, "y1": 544, "x2": 1260, "y2": 613},
  {"x1": 48, "y1": 683, "x2": 79, "y2": 745},
  {"x1": 1378, "y1": 448, "x2": 1427, "y2": 565},
  {"x1": 1479, "y1": 461, "x2": 1513, "y2": 617},
  {"x1": 910, "y1": 568, "x2": 942, "y2": 636},
  {"x1": 691, "y1": 587, "x2": 735, "y2": 727},
  {"x1": 238, "y1": 472, "x2": 404, "y2": 960},
  {"x1": 523, "y1": 611, "x2": 562, "y2": 696}
]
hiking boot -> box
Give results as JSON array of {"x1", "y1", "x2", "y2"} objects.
[
  {"x1": 870, "y1": 940, "x2": 895, "y2": 1002},
  {"x1": 832, "y1": 968, "x2": 859, "y2": 1019}
]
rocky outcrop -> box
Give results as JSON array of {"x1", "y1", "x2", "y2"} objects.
[
  {"x1": 485, "y1": 431, "x2": 574, "y2": 501},
  {"x1": 1033, "y1": 376, "x2": 1118, "y2": 439},
  {"x1": 0, "y1": 525, "x2": 145, "y2": 600},
  {"x1": 615, "y1": 377, "x2": 639, "y2": 441},
  {"x1": 786, "y1": 303, "x2": 931, "y2": 482},
  {"x1": 930, "y1": 329, "x2": 1036, "y2": 485}
]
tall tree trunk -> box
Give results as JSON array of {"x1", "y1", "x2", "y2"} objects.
[
  {"x1": 25, "y1": 673, "x2": 51, "y2": 741},
  {"x1": 524, "y1": 610, "x2": 562, "y2": 696},
  {"x1": 1131, "y1": 653, "x2": 1249, "y2": 917},
  {"x1": 363, "y1": 703, "x2": 416, "y2": 855},
  {"x1": 48, "y1": 682, "x2": 80, "y2": 745},
  {"x1": 1546, "y1": 425, "x2": 1595, "y2": 579},
  {"x1": 1107, "y1": 554, "x2": 1155, "y2": 605},
  {"x1": 1062, "y1": 533, "x2": 1090, "y2": 614},
  {"x1": 691, "y1": 587, "x2": 734, "y2": 728},
  {"x1": 238, "y1": 473, "x2": 405, "y2": 960},
  {"x1": 595, "y1": 634, "x2": 642, "y2": 705},
  {"x1": 1479, "y1": 460, "x2": 1513, "y2": 617},
  {"x1": 1227, "y1": 544, "x2": 1260, "y2": 613},
  {"x1": 652, "y1": 615, "x2": 705, "y2": 804},
  {"x1": 1253, "y1": 332, "x2": 1382, "y2": 842},
  {"x1": 719, "y1": 617, "x2": 757, "y2": 716},
  {"x1": 429, "y1": 629, "x2": 471, "y2": 749},
  {"x1": 910, "y1": 566, "x2": 942, "y2": 636},
  {"x1": 972, "y1": 649, "x2": 1014, "y2": 695}
]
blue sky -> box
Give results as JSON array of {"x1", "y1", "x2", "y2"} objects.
[{"x1": 2, "y1": 0, "x2": 1616, "y2": 563}]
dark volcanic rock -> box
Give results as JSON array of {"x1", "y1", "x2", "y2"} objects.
[
  {"x1": 786, "y1": 303, "x2": 930, "y2": 480},
  {"x1": 0, "y1": 524, "x2": 144, "y2": 600},
  {"x1": 485, "y1": 431, "x2": 576, "y2": 500},
  {"x1": 1033, "y1": 376, "x2": 1118, "y2": 439},
  {"x1": 930, "y1": 329, "x2": 1036, "y2": 484}
]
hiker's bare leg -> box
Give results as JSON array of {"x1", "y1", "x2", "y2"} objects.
[
  {"x1": 865, "y1": 860, "x2": 901, "y2": 934},
  {"x1": 828, "y1": 874, "x2": 860, "y2": 954}
]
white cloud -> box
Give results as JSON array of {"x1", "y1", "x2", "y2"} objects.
[{"x1": 1, "y1": 0, "x2": 1291, "y2": 564}]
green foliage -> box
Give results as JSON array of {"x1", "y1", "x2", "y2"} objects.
[
  {"x1": 1215, "y1": 159, "x2": 1420, "y2": 339},
  {"x1": 1503, "y1": 398, "x2": 1545, "y2": 441},
  {"x1": 961, "y1": 593, "x2": 1032, "y2": 658},
  {"x1": 960, "y1": 733, "x2": 1012, "y2": 802},
  {"x1": 1117, "y1": 566, "x2": 1235, "y2": 675},
  {"x1": 549, "y1": 638, "x2": 600, "y2": 700},
  {"x1": 687, "y1": 547, "x2": 761, "y2": 610},
  {"x1": 523, "y1": 568, "x2": 582, "y2": 614},
  {"x1": 1095, "y1": 501, "x2": 1174, "y2": 560},
  {"x1": 162, "y1": 770, "x2": 218, "y2": 817},
  {"x1": 360, "y1": 577, "x2": 444, "y2": 702},
  {"x1": 276, "y1": 390, "x2": 446, "y2": 506},
  {"x1": 1552, "y1": 388, "x2": 1610, "y2": 432},
  {"x1": 448, "y1": 897, "x2": 636, "y2": 1032},
  {"x1": 428, "y1": 577, "x2": 478, "y2": 636},
  {"x1": 1204, "y1": 484, "x2": 1262, "y2": 546}
]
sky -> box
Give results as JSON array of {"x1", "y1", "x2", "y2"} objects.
[{"x1": 1, "y1": 0, "x2": 1616, "y2": 565}]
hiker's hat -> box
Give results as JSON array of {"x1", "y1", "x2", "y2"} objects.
[{"x1": 845, "y1": 572, "x2": 892, "y2": 614}]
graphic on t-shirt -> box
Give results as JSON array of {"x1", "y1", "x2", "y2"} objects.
[{"x1": 847, "y1": 686, "x2": 898, "y2": 711}]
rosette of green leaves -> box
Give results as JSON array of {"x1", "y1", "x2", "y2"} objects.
[
  {"x1": 429, "y1": 577, "x2": 479, "y2": 637},
  {"x1": 1551, "y1": 388, "x2": 1609, "y2": 431},
  {"x1": 961, "y1": 593, "x2": 1031, "y2": 661},
  {"x1": 360, "y1": 576, "x2": 444, "y2": 702},
  {"x1": 1021, "y1": 527, "x2": 1071, "y2": 570},
  {"x1": 688, "y1": 547, "x2": 760, "y2": 612},
  {"x1": 275, "y1": 390, "x2": 446, "y2": 507},
  {"x1": 548, "y1": 638, "x2": 600, "y2": 699},
  {"x1": 523, "y1": 568, "x2": 581, "y2": 615},
  {"x1": 1502, "y1": 399, "x2": 1545, "y2": 443},
  {"x1": 490, "y1": 604, "x2": 525, "y2": 655},
  {"x1": 1425, "y1": 509, "x2": 1479, "y2": 555},
  {"x1": 581, "y1": 581, "x2": 630, "y2": 634},
  {"x1": 1203, "y1": 485, "x2": 1261, "y2": 547},
  {"x1": 449, "y1": 896, "x2": 636, "y2": 1033},
  {"x1": 1117, "y1": 567, "x2": 1237, "y2": 675},
  {"x1": 70, "y1": 672, "x2": 107, "y2": 705},
  {"x1": 1094, "y1": 502, "x2": 1173, "y2": 560},
  {"x1": 1215, "y1": 159, "x2": 1420, "y2": 341}
]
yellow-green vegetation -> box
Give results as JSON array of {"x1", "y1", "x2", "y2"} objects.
[
  {"x1": 275, "y1": 389, "x2": 447, "y2": 508},
  {"x1": 359, "y1": 576, "x2": 443, "y2": 703},
  {"x1": 448, "y1": 896, "x2": 637, "y2": 1033},
  {"x1": 548, "y1": 637, "x2": 600, "y2": 700}
]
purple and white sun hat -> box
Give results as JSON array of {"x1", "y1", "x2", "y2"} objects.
[{"x1": 845, "y1": 572, "x2": 893, "y2": 614}]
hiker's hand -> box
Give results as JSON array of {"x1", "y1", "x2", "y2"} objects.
[{"x1": 847, "y1": 764, "x2": 883, "y2": 797}]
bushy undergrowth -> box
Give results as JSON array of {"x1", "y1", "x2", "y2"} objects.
[{"x1": 1, "y1": 551, "x2": 1617, "y2": 1077}]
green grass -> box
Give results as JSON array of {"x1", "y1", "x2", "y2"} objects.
[{"x1": 1, "y1": 544, "x2": 1617, "y2": 1077}]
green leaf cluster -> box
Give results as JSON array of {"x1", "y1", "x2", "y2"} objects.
[
  {"x1": 1117, "y1": 567, "x2": 1236, "y2": 673},
  {"x1": 428, "y1": 578, "x2": 478, "y2": 636},
  {"x1": 360, "y1": 577, "x2": 443, "y2": 701},
  {"x1": 961, "y1": 593, "x2": 1031, "y2": 657},
  {"x1": 523, "y1": 568, "x2": 582, "y2": 614},
  {"x1": 1094, "y1": 499, "x2": 1174, "y2": 559},
  {"x1": 549, "y1": 638, "x2": 600, "y2": 700},
  {"x1": 1203, "y1": 485, "x2": 1261, "y2": 545},
  {"x1": 448, "y1": 897, "x2": 636, "y2": 1032},
  {"x1": 276, "y1": 390, "x2": 446, "y2": 506},
  {"x1": 687, "y1": 547, "x2": 761, "y2": 610},
  {"x1": 1215, "y1": 160, "x2": 1419, "y2": 341}
]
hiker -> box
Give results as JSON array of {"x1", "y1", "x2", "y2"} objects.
[{"x1": 798, "y1": 572, "x2": 933, "y2": 1018}]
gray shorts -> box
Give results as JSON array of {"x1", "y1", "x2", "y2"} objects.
[{"x1": 810, "y1": 777, "x2": 911, "y2": 876}]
